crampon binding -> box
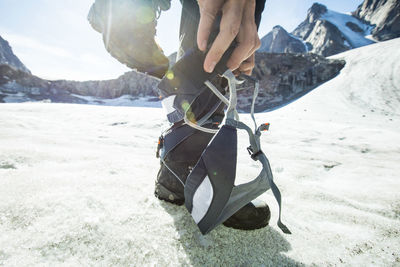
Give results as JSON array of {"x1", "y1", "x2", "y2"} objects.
[{"x1": 158, "y1": 49, "x2": 291, "y2": 235}]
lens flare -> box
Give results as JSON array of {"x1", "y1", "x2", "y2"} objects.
[
  {"x1": 181, "y1": 100, "x2": 190, "y2": 112},
  {"x1": 136, "y1": 6, "x2": 155, "y2": 24},
  {"x1": 166, "y1": 70, "x2": 174, "y2": 80}
]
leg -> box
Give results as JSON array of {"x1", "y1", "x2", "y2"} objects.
[
  {"x1": 88, "y1": 0, "x2": 171, "y2": 78},
  {"x1": 155, "y1": 0, "x2": 270, "y2": 231}
]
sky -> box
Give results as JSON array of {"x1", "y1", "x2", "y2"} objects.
[{"x1": 0, "y1": 0, "x2": 362, "y2": 81}]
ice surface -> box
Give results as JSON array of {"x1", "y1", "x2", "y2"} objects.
[{"x1": 0, "y1": 39, "x2": 399, "y2": 266}]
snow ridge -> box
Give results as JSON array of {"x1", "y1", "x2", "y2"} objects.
[{"x1": 321, "y1": 9, "x2": 375, "y2": 48}]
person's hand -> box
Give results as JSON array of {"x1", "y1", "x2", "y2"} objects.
[
  {"x1": 234, "y1": 54, "x2": 255, "y2": 76},
  {"x1": 197, "y1": 0, "x2": 260, "y2": 75}
]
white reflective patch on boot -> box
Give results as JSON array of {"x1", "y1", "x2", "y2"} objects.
[
  {"x1": 161, "y1": 95, "x2": 176, "y2": 115},
  {"x1": 191, "y1": 176, "x2": 214, "y2": 224}
]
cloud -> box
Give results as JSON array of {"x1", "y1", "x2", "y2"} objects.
[
  {"x1": 3, "y1": 32, "x2": 75, "y2": 59},
  {"x1": 80, "y1": 53, "x2": 106, "y2": 66},
  {"x1": 1, "y1": 30, "x2": 129, "y2": 81}
]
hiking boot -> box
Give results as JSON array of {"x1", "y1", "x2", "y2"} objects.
[
  {"x1": 222, "y1": 201, "x2": 271, "y2": 230},
  {"x1": 155, "y1": 124, "x2": 214, "y2": 205},
  {"x1": 155, "y1": 161, "x2": 271, "y2": 230},
  {"x1": 154, "y1": 162, "x2": 188, "y2": 206},
  {"x1": 155, "y1": 124, "x2": 271, "y2": 231},
  {"x1": 88, "y1": 0, "x2": 171, "y2": 78}
]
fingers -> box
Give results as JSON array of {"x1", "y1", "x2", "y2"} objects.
[
  {"x1": 203, "y1": 0, "x2": 246, "y2": 73},
  {"x1": 198, "y1": 0, "x2": 260, "y2": 74},
  {"x1": 197, "y1": 0, "x2": 224, "y2": 51},
  {"x1": 227, "y1": 0, "x2": 260, "y2": 71},
  {"x1": 237, "y1": 54, "x2": 255, "y2": 76},
  {"x1": 232, "y1": 54, "x2": 255, "y2": 77}
]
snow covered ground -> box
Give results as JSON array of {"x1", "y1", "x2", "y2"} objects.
[
  {"x1": 0, "y1": 38, "x2": 399, "y2": 266},
  {"x1": 70, "y1": 94, "x2": 162, "y2": 108},
  {"x1": 1, "y1": 92, "x2": 162, "y2": 109}
]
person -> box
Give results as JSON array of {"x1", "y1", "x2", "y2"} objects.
[{"x1": 88, "y1": 0, "x2": 270, "y2": 230}]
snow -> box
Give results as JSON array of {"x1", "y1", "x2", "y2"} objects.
[
  {"x1": 321, "y1": 9, "x2": 375, "y2": 48},
  {"x1": 0, "y1": 38, "x2": 400, "y2": 266},
  {"x1": 71, "y1": 94, "x2": 162, "y2": 108},
  {"x1": 1, "y1": 92, "x2": 162, "y2": 108},
  {"x1": 365, "y1": 34, "x2": 378, "y2": 42}
]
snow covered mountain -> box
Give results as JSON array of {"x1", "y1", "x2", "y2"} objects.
[
  {"x1": 259, "y1": 0, "x2": 400, "y2": 57},
  {"x1": 0, "y1": 38, "x2": 399, "y2": 266},
  {"x1": 292, "y1": 3, "x2": 374, "y2": 57},
  {"x1": 0, "y1": 35, "x2": 30, "y2": 73},
  {"x1": 354, "y1": 0, "x2": 400, "y2": 41}
]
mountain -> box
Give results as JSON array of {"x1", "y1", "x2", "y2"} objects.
[
  {"x1": 1, "y1": 52, "x2": 345, "y2": 112},
  {"x1": 260, "y1": 1, "x2": 399, "y2": 57},
  {"x1": 0, "y1": 34, "x2": 344, "y2": 111},
  {"x1": 238, "y1": 52, "x2": 345, "y2": 112},
  {"x1": 259, "y1": 25, "x2": 307, "y2": 54},
  {"x1": 353, "y1": 0, "x2": 400, "y2": 41},
  {"x1": 0, "y1": 65, "x2": 159, "y2": 104},
  {"x1": 0, "y1": 35, "x2": 30, "y2": 73},
  {"x1": 291, "y1": 3, "x2": 374, "y2": 57}
]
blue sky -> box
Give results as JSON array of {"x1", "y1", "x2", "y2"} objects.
[{"x1": 0, "y1": 0, "x2": 362, "y2": 81}]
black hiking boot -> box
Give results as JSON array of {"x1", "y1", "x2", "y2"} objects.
[
  {"x1": 88, "y1": 0, "x2": 171, "y2": 78},
  {"x1": 155, "y1": 124, "x2": 271, "y2": 231}
]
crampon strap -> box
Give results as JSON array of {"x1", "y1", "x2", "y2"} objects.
[{"x1": 183, "y1": 71, "x2": 291, "y2": 235}]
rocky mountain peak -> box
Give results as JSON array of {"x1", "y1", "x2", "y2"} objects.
[
  {"x1": 353, "y1": 0, "x2": 400, "y2": 41},
  {"x1": 259, "y1": 25, "x2": 307, "y2": 54},
  {"x1": 271, "y1": 25, "x2": 289, "y2": 39},
  {"x1": 272, "y1": 25, "x2": 285, "y2": 32},
  {"x1": 307, "y1": 3, "x2": 328, "y2": 23},
  {"x1": 0, "y1": 35, "x2": 30, "y2": 74},
  {"x1": 291, "y1": 2, "x2": 377, "y2": 57}
]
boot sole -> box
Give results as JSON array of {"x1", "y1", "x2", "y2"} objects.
[
  {"x1": 222, "y1": 216, "x2": 269, "y2": 231},
  {"x1": 154, "y1": 183, "x2": 184, "y2": 206}
]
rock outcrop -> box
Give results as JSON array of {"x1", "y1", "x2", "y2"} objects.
[
  {"x1": 54, "y1": 71, "x2": 159, "y2": 99},
  {"x1": 0, "y1": 65, "x2": 159, "y2": 103},
  {"x1": 293, "y1": 19, "x2": 350, "y2": 57},
  {"x1": 237, "y1": 52, "x2": 346, "y2": 112},
  {"x1": 0, "y1": 35, "x2": 30, "y2": 74},
  {"x1": 0, "y1": 64, "x2": 85, "y2": 103},
  {"x1": 259, "y1": 26, "x2": 307, "y2": 54},
  {"x1": 354, "y1": 0, "x2": 400, "y2": 41}
]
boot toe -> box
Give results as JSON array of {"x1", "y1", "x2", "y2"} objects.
[{"x1": 222, "y1": 200, "x2": 271, "y2": 230}]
